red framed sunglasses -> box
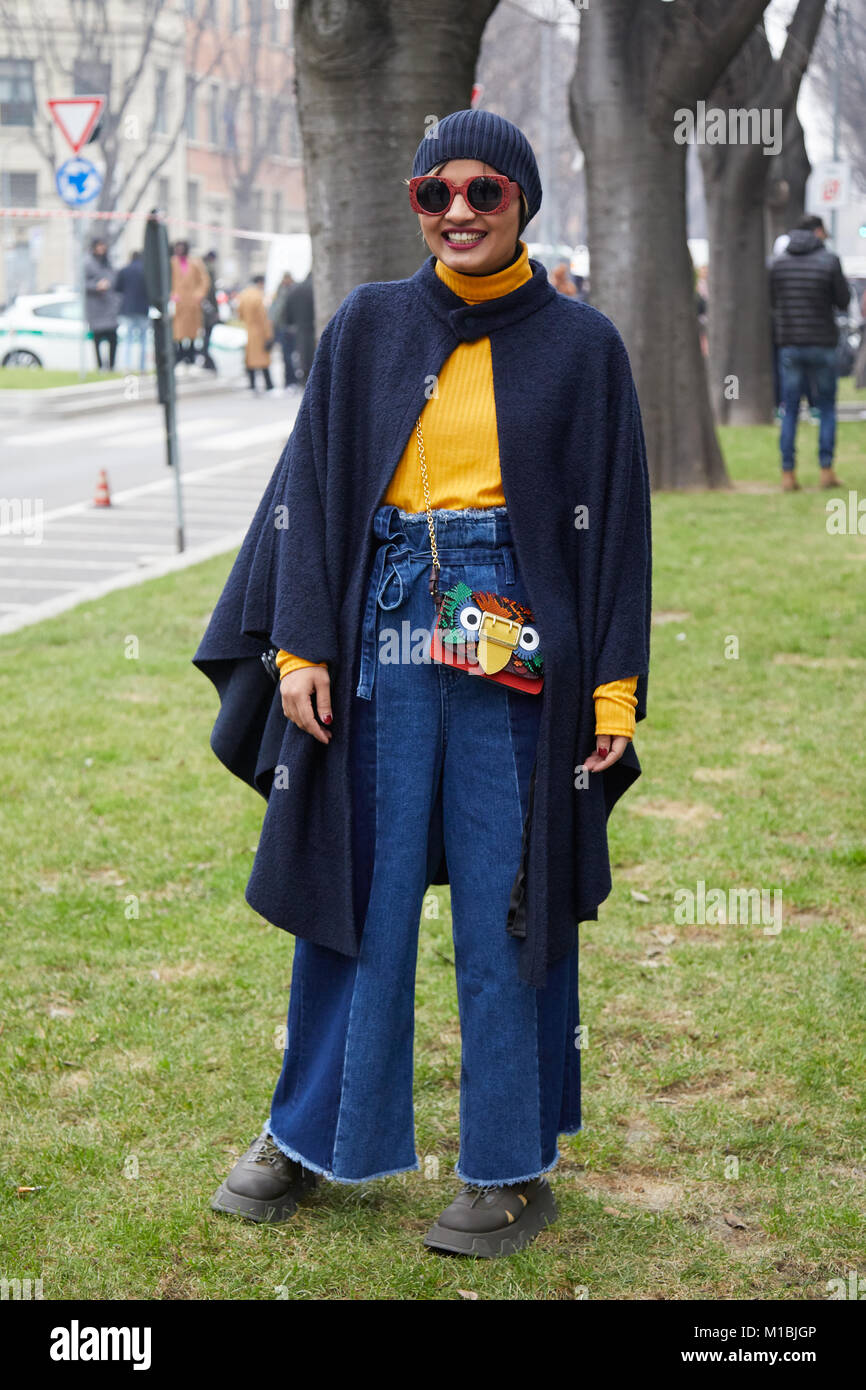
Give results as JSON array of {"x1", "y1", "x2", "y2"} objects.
[{"x1": 408, "y1": 174, "x2": 519, "y2": 217}]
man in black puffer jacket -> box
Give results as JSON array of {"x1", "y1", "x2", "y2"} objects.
[{"x1": 770, "y1": 215, "x2": 850, "y2": 491}]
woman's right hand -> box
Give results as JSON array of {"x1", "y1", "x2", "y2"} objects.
[{"x1": 279, "y1": 667, "x2": 333, "y2": 745}]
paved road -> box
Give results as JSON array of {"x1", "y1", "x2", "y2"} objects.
[{"x1": 0, "y1": 383, "x2": 301, "y2": 633}]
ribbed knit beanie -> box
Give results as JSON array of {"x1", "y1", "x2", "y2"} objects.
[{"x1": 411, "y1": 109, "x2": 542, "y2": 226}]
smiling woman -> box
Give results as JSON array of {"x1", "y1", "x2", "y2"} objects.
[
  {"x1": 408, "y1": 159, "x2": 530, "y2": 273},
  {"x1": 195, "y1": 107, "x2": 651, "y2": 1261}
]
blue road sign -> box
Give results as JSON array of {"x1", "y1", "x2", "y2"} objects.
[{"x1": 55, "y1": 157, "x2": 103, "y2": 206}]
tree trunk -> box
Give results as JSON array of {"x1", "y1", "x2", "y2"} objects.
[
  {"x1": 570, "y1": 0, "x2": 772, "y2": 490},
  {"x1": 700, "y1": 28, "x2": 777, "y2": 425},
  {"x1": 704, "y1": 156, "x2": 776, "y2": 424},
  {"x1": 766, "y1": 108, "x2": 811, "y2": 245},
  {"x1": 233, "y1": 189, "x2": 254, "y2": 283},
  {"x1": 810, "y1": 0, "x2": 866, "y2": 189},
  {"x1": 580, "y1": 118, "x2": 727, "y2": 489},
  {"x1": 700, "y1": 1, "x2": 828, "y2": 425},
  {"x1": 293, "y1": 0, "x2": 499, "y2": 339}
]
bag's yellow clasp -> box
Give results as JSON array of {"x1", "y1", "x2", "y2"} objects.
[{"x1": 477, "y1": 612, "x2": 519, "y2": 674}]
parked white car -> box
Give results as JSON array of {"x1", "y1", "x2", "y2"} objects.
[{"x1": 0, "y1": 293, "x2": 247, "y2": 376}]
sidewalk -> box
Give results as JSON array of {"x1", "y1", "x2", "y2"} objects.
[
  {"x1": 0, "y1": 369, "x2": 243, "y2": 419},
  {"x1": 0, "y1": 454, "x2": 277, "y2": 635},
  {"x1": 0, "y1": 386, "x2": 300, "y2": 634}
]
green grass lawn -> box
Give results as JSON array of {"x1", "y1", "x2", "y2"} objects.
[
  {"x1": 838, "y1": 374, "x2": 866, "y2": 405},
  {"x1": 0, "y1": 368, "x2": 130, "y2": 389},
  {"x1": 1, "y1": 422, "x2": 865, "y2": 1301}
]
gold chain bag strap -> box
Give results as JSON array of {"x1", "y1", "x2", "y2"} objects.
[{"x1": 415, "y1": 415, "x2": 544, "y2": 694}]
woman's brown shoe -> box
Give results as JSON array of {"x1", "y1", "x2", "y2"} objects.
[
  {"x1": 781, "y1": 472, "x2": 801, "y2": 491},
  {"x1": 820, "y1": 469, "x2": 844, "y2": 488},
  {"x1": 210, "y1": 1128, "x2": 318, "y2": 1224},
  {"x1": 424, "y1": 1177, "x2": 558, "y2": 1258}
]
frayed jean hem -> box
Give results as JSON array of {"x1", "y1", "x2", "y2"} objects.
[
  {"x1": 267, "y1": 1123, "x2": 420, "y2": 1185},
  {"x1": 453, "y1": 1126, "x2": 582, "y2": 1187}
]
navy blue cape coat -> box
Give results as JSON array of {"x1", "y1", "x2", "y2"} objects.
[{"x1": 192, "y1": 252, "x2": 652, "y2": 988}]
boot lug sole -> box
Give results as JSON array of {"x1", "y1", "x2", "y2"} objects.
[
  {"x1": 210, "y1": 1180, "x2": 304, "y2": 1225},
  {"x1": 423, "y1": 1189, "x2": 558, "y2": 1258}
]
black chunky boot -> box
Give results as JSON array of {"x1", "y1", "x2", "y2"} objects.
[
  {"x1": 210, "y1": 1128, "x2": 318, "y2": 1224},
  {"x1": 424, "y1": 1176, "x2": 558, "y2": 1257}
]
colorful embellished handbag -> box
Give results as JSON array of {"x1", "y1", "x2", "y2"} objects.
[{"x1": 415, "y1": 417, "x2": 544, "y2": 695}]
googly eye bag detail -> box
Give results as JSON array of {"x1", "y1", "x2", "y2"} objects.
[{"x1": 430, "y1": 580, "x2": 544, "y2": 694}]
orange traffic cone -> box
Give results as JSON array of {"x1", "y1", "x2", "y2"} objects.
[{"x1": 93, "y1": 470, "x2": 111, "y2": 508}]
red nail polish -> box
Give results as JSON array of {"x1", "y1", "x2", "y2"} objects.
[
  {"x1": 598, "y1": 747, "x2": 609, "y2": 758},
  {"x1": 322, "y1": 713, "x2": 333, "y2": 725}
]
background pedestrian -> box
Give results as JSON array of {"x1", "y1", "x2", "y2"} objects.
[
  {"x1": 114, "y1": 249, "x2": 150, "y2": 373},
  {"x1": 237, "y1": 273, "x2": 274, "y2": 392},
  {"x1": 170, "y1": 239, "x2": 209, "y2": 366},
  {"x1": 84, "y1": 237, "x2": 119, "y2": 371}
]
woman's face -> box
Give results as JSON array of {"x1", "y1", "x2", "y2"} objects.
[{"x1": 416, "y1": 158, "x2": 522, "y2": 276}]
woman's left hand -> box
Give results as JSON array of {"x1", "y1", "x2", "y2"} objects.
[{"x1": 584, "y1": 735, "x2": 629, "y2": 772}]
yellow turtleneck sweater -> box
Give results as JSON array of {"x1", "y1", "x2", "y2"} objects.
[{"x1": 276, "y1": 241, "x2": 638, "y2": 739}]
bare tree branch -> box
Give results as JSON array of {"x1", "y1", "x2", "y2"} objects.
[
  {"x1": 653, "y1": 0, "x2": 772, "y2": 116},
  {"x1": 756, "y1": 0, "x2": 828, "y2": 115},
  {"x1": 810, "y1": 0, "x2": 866, "y2": 186}
]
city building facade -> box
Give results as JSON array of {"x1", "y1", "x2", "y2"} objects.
[{"x1": 0, "y1": 0, "x2": 306, "y2": 303}]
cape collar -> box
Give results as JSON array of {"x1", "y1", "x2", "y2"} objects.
[{"x1": 410, "y1": 247, "x2": 556, "y2": 343}]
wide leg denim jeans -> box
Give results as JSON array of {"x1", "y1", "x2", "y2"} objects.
[{"x1": 268, "y1": 505, "x2": 581, "y2": 1186}]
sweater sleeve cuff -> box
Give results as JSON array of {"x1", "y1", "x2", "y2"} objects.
[
  {"x1": 275, "y1": 649, "x2": 328, "y2": 679},
  {"x1": 592, "y1": 675, "x2": 638, "y2": 740}
]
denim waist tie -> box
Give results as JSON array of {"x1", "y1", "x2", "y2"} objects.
[{"x1": 355, "y1": 503, "x2": 516, "y2": 700}]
